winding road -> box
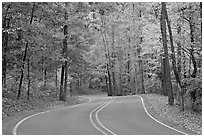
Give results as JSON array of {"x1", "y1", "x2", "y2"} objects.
[{"x1": 13, "y1": 95, "x2": 187, "y2": 135}]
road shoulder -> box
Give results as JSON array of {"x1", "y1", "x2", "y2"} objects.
[{"x1": 140, "y1": 94, "x2": 201, "y2": 135}]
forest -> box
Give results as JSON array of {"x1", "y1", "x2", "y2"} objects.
[{"x1": 2, "y1": 2, "x2": 202, "y2": 121}]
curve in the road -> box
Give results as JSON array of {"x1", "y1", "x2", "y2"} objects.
[
  {"x1": 12, "y1": 95, "x2": 188, "y2": 135},
  {"x1": 137, "y1": 95, "x2": 188, "y2": 135},
  {"x1": 95, "y1": 98, "x2": 116, "y2": 135},
  {"x1": 12, "y1": 97, "x2": 91, "y2": 135},
  {"x1": 89, "y1": 97, "x2": 115, "y2": 135}
]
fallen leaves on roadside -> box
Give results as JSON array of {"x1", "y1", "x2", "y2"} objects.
[{"x1": 142, "y1": 94, "x2": 202, "y2": 135}]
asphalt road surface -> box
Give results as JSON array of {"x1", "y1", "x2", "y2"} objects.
[{"x1": 13, "y1": 95, "x2": 186, "y2": 135}]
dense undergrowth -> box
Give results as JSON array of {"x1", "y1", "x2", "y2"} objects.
[
  {"x1": 2, "y1": 85, "x2": 77, "y2": 119},
  {"x1": 145, "y1": 77, "x2": 202, "y2": 113}
]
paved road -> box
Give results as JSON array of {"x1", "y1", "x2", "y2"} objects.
[{"x1": 13, "y1": 95, "x2": 186, "y2": 135}]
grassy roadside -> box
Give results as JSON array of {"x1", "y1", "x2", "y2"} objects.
[{"x1": 140, "y1": 94, "x2": 202, "y2": 135}]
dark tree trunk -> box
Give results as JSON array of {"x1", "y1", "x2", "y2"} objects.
[
  {"x1": 2, "y1": 4, "x2": 11, "y2": 89},
  {"x1": 59, "y1": 65, "x2": 65, "y2": 100},
  {"x1": 2, "y1": 31, "x2": 8, "y2": 89},
  {"x1": 107, "y1": 41, "x2": 113, "y2": 96},
  {"x1": 17, "y1": 43, "x2": 28, "y2": 99},
  {"x1": 62, "y1": 24, "x2": 68, "y2": 101},
  {"x1": 161, "y1": 56, "x2": 167, "y2": 96},
  {"x1": 59, "y1": 7, "x2": 69, "y2": 101},
  {"x1": 138, "y1": 52, "x2": 144, "y2": 94},
  {"x1": 183, "y1": 51, "x2": 187, "y2": 78},
  {"x1": 105, "y1": 75, "x2": 110, "y2": 95},
  {"x1": 69, "y1": 81, "x2": 73, "y2": 96},
  {"x1": 43, "y1": 69, "x2": 47, "y2": 87},
  {"x1": 17, "y1": 3, "x2": 35, "y2": 100},
  {"x1": 55, "y1": 68, "x2": 58, "y2": 89},
  {"x1": 127, "y1": 37, "x2": 131, "y2": 82},
  {"x1": 188, "y1": 59, "x2": 191, "y2": 76},
  {"x1": 165, "y1": 4, "x2": 181, "y2": 85},
  {"x1": 176, "y1": 23, "x2": 184, "y2": 110},
  {"x1": 190, "y1": 49, "x2": 197, "y2": 78},
  {"x1": 160, "y1": 2, "x2": 174, "y2": 106},
  {"x1": 63, "y1": 60, "x2": 68, "y2": 101},
  {"x1": 165, "y1": 5, "x2": 185, "y2": 110},
  {"x1": 112, "y1": 71, "x2": 117, "y2": 95},
  {"x1": 27, "y1": 58, "x2": 31, "y2": 100},
  {"x1": 177, "y1": 25, "x2": 182, "y2": 77},
  {"x1": 111, "y1": 25, "x2": 117, "y2": 96},
  {"x1": 189, "y1": 10, "x2": 197, "y2": 78},
  {"x1": 101, "y1": 18, "x2": 112, "y2": 96},
  {"x1": 118, "y1": 59, "x2": 123, "y2": 96},
  {"x1": 107, "y1": 63, "x2": 112, "y2": 96},
  {"x1": 138, "y1": 6, "x2": 145, "y2": 94}
]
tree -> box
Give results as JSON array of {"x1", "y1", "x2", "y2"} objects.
[
  {"x1": 2, "y1": 3, "x2": 11, "y2": 89},
  {"x1": 164, "y1": 2, "x2": 185, "y2": 110},
  {"x1": 160, "y1": 2, "x2": 174, "y2": 106},
  {"x1": 17, "y1": 3, "x2": 35, "y2": 100}
]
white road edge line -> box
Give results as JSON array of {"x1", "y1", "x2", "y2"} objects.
[
  {"x1": 96, "y1": 98, "x2": 116, "y2": 135},
  {"x1": 89, "y1": 101, "x2": 109, "y2": 135},
  {"x1": 137, "y1": 95, "x2": 188, "y2": 135},
  {"x1": 12, "y1": 96, "x2": 91, "y2": 135}
]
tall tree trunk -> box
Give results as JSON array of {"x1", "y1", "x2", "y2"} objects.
[
  {"x1": 17, "y1": 43, "x2": 28, "y2": 99},
  {"x1": 27, "y1": 58, "x2": 31, "y2": 100},
  {"x1": 2, "y1": 4, "x2": 11, "y2": 89},
  {"x1": 59, "y1": 7, "x2": 69, "y2": 101},
  {"x1": 17, "y1": 3, "x2": 35, "y2": 99},
  {"x1": 190, "y1": 48, "x2": 197, "y2": 78},
  {"x1": 63, "y1": 25, "x2": 69, "y2": 101},
  {"x1": 177, "y1": 25, "x2": 182, "y2": 77},
  {"x1": 165, "y1": 5, "x2": 185, "y2": 110},
  {"x1": 138, "y1": 46, "x2": 144, "y2": 94},
  {"x1": 118, "y1": 51, "x2": 123, "y2": 96},
  {"x1": 160, "y1": 2, "x2": 174, "y2": 106},
  {"x1": 176, "y1": 23, "x2": 183, "y2": 109},
  {"x1": 111, "y1": 25, "x2": 117, "y2": 95},
  {"x1": 2, "y1": 29, "x2": 9, "y2": 89},
  {"x1": 55, "y1": 68, "x2": 58, "y2": 89},
  {"x1": 118, "y1": 67, "x2": 122, "y2": 96},
  {"x1": 63, "y1": 60, "x2": 68, "y2": 101},
  {"x1": 69, "y1": 81, "x2": 73, "y2": 96},
  {"x1": 105, "y1": 75, "x2": 110, "y2": 95},
  {"x1": 127, "y1": 37, "x2": 131, "y2": 93},
  {"x1": 101, "y1": 17, "x2": 112, "y2": 96},
  {"x1": 112, "y1": 71, "x2": 117, "y2": 95},
  {"x1": 131, "y1": 3, "x2": 140, "y2": 95},
  {"x1": 188, "y1": 4, "x2": 197, "y2": 78},
  {"x1": 134, "y1": 66, "x2": 139, "y2": 94},
  {"x1": 161, "y1": 56, "x2": 167, "y2": 96},
  {"x1": 188, "y1": 59, "x2": 191, "y2": 76},
  {"x1": 138, "y1": 7, "x2": 145, "y2": 94},
  {"x1": 107, "y1": 64, "x2": 113, "y2": 96},
  {"x1": 106, "y1": 39, "x2": 113, "y2": 96},
  {"x1": 183, "y1": 51, "x2": 187, "y2": 78},
  {"x1": 59, "y1": 28, "x2": 68, "y2": 101}
]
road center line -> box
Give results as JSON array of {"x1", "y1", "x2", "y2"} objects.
[
  {"x1": 95, "y1": 99, "x2": 116, "y2": 135},
  {"x1": 89, "y1": 97, "x2": 115, "y2": 135}
]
